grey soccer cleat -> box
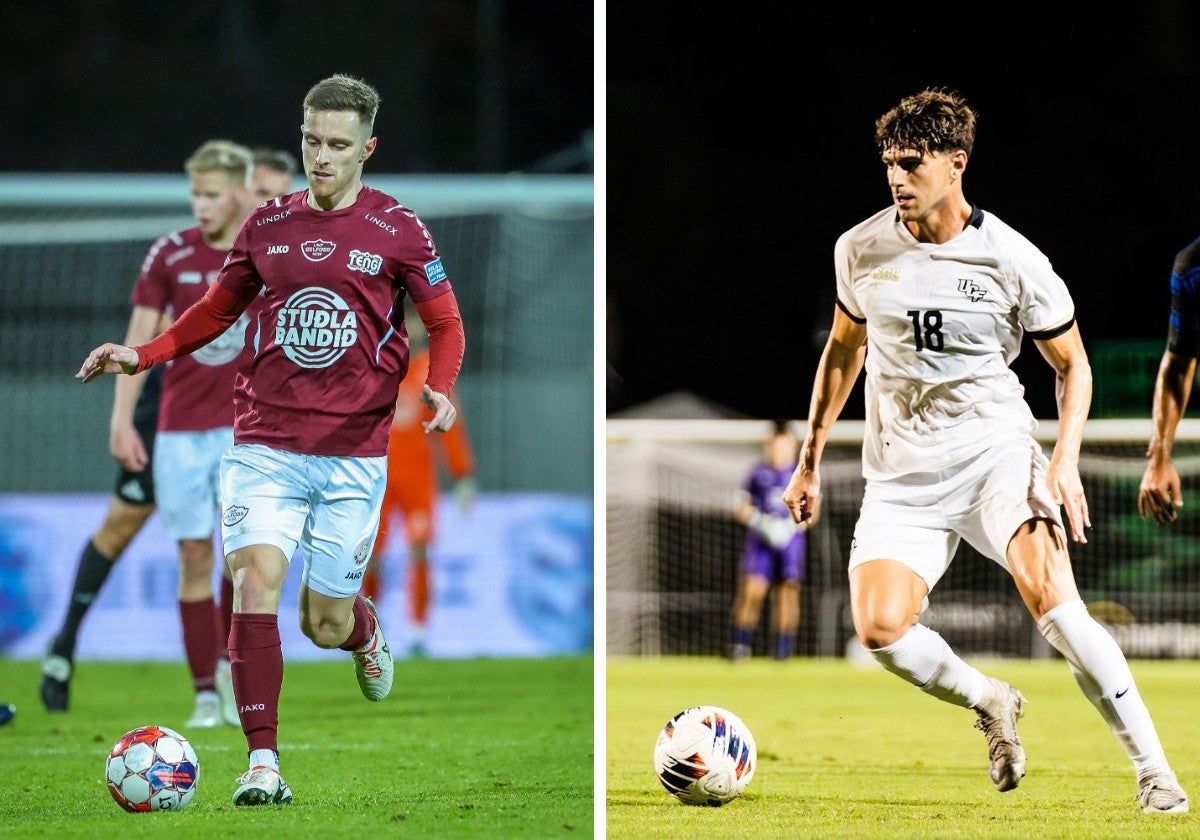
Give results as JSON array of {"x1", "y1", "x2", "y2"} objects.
[
  {"x1": 232, "y1": 765, "x2": 293, "y2": 806},
  {"x1": 973, "y1": 676, "x2": 1027, "y2": 792},
  {"x1": 1138, "y1": 773, "x2": 1189, "y2": 814},
  {"x1": 351, "y1": 597, "x2": 393, "y2": 701}
]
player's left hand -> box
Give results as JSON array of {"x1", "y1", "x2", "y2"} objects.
[
  {"x1": 1047, "y1": 455, "x2": 1090, "y2": 543},
  {"x1": 420, "y1": 386, "x2": 457, "y2": 432}
]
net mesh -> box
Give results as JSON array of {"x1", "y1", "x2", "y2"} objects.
[{"x1": 606, "y1": 419, "x2": 1200, "y2": 659}]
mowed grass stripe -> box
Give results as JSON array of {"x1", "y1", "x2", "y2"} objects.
[
  {"x1": 0, "y1": 656, "x2": 592, "y2": 840},
  {"x1": 607, "y1": 656, "x2": 1200, "y2": 840}
]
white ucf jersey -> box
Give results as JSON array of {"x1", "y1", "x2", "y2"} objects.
[{"x1": 835, "y1": 205, "x2": 1076, "y2": 481}]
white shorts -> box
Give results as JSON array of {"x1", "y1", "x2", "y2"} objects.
[
  {"x1": 847, "y1": 436, "x2": 1063, "y2": 592},
  {"x1": 153, "y1": 427, "x2": 233, "y2": 540},
  {"x1": 218, "y1": 443, "x2": 387, "y2": 598}
]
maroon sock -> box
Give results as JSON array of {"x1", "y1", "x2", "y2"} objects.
[
  {"x1": 219, "y1": 575, "x2": 235, "y2": 660},
  {"x1": 178, "y1": 598, "x2": 219, "y2": 692},
  {"x1": 229, "y1": 613, "x2": 283, "y2": 754},
  {"x1": 339, "y1": 595, "x2": 374, "y2": 651}
]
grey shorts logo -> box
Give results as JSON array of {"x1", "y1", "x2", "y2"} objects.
[
  {"x1": 222, "y1": 505, "x2": 249, "y2": 527},
  {"x1": 353, "y1": 537, "x2": 371, "y2": 567}
]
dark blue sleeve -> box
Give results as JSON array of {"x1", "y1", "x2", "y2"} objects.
[{"x1": 1168, "y1": 237, "x2": 1200, "y2": 358}]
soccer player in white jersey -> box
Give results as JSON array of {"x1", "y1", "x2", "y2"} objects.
[
  {"x1": 77, "y1": 74, "x2": 465, "y2": 808},
  {"x1": 782, "y1": 88, "x2": 1188, "y2": 814}
]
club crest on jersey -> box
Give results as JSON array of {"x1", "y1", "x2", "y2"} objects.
[
  {"x1": 222, "y1": 505, "x2": 249, "y2": 526},
  {"x1": 348, "y1": 249, "x2": 383, "y2": 276},
  {"x1": 957, "y1": 278, "x2": 987, "y2": 302},
  {"x1": 871, "y1": 266, "x2": 900, "y2": 282},
  {"x1": 424, "y1": 258, "x2": 447, "y2": 285},
  {"x1": 301, "y1": 239, "x2": 337, "y2": 262}
]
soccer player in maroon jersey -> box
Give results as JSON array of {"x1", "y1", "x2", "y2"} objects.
[
  {"x1": 250, "y1": 147, "x2": 298, "y2": 205},
  {"x1": 78, "y1": 74, "x2": 465, "y2": 807},
  {"x1": 41, "y1": 148, "x2": 295, "y2": 721},
  {"x1": 42, "y1": 139, "x2": 276, "y2": 729}
]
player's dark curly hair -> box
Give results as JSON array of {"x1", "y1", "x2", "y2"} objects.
[{"x1": 874, "y1": 88, "x2": 976, "y2": 156}]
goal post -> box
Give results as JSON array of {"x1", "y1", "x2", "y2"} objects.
[{"x1": 606, "y1": 417, "x2": 1200, "y2": 659}]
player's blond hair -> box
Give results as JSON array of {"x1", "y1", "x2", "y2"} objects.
[
  {"x1": 303, "y1": 74, "x2": 381, "y2": 129},
  {"x1": 184, "y1": 140, "x2": 253, "y2": 187}
]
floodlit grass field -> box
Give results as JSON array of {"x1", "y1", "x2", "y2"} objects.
[
  {"x1": 607, "y1": 656, "x2": 1200, "y2": 839},
  {"x1": 0, "y1": 656, "x2": 592, "y2": 839}
]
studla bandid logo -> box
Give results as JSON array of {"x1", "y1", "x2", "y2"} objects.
[{"x1": 275, "y1": 287, "x2": 358, "y2": 369}]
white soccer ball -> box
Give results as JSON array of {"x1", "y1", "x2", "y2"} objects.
[
  {"x1": 105, "y1": 725, "x2": 200, "y2": 812},
  {"x1": 653, "y1": 705, "x2": 756, "y2": 806}
]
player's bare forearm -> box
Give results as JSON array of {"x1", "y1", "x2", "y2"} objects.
[
  {"x1": 1146, "y1": 351, "x2": 1195, "y2": 461},
  {"x1": 802, "y1": 310, "x2": 867, "y2": 470}
]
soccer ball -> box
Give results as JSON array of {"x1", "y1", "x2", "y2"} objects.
[
  {"x1": 105, "y1": 725, "x2": 200, "y2": 812},
  {"x1": 653, "y1": 705, "x2": 756, "y2": 806}
]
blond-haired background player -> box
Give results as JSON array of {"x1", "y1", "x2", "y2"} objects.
[{"x1": 783, "y1": 88, "x2": 1188, "y2": 814}]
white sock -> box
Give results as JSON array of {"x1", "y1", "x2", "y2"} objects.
[
  {"x1": 869, "y1": 624, "x2": 989, "y2": 708},
  {"x1": 249, "y1": 749, "x2": 279, "y2": 771},
  {"x1": 1037, "y1": 600, "x2": 1169, "y2": 778}
]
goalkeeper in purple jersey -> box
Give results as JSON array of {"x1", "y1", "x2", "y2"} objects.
[
  {"x1": 1140, "y1": 236, "x2": 1200, "y2": 525},
  {"x1": 728, "y1": 420, "x2": 811, "y2": 661}
]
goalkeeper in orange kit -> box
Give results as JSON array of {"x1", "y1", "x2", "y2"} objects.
[{"x1": 364, "y1": 312, "x2": 476, "y2": 656}]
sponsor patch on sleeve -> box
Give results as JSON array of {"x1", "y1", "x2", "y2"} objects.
[{"x1": 424, "y1": 258, "x2": 447, "y2": 285}]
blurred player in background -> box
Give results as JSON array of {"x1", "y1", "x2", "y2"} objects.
[
  {"x1": 728, "y1": 419, "x2": 810, "y2": 661},
  {"x1": 77, "y1": 74, "x2": 465, "y2": 807},
  {"x1": 1138, "y1": 234, "x2": 1200, "y2": 526},
  {"x1": 783, "y1": 88, "x2": 1187, "y2": 813},
  {"x1": 251, "y1": 147, "x2": 298, "y2": 203},
  {"x1": 364, "y1": 309, "x2": 476, "y2": 657},
  {"x1": 41, "y1": 146, "x2": 295, "y2": 723}
]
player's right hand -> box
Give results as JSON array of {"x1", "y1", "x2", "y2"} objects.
[
  {"x1": 110, "y1": 423, "x2": 148, "y2": 472},
  {"x1": 782, "y1": 465, "x2": 820, "y2": 524},
  {"x1": 77, "y1": 344, "x2": 139, "y2": 383},
  {"x1": 1138, "y1": 461, "x2": 1183, "y2": 525}
]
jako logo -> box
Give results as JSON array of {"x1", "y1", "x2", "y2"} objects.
[
  {"x1": 240, "y1": 703, "x2": 266, "y2": 713},
  {"x1": 267, "y1": 244, "x2": 289, "y2": 255}
]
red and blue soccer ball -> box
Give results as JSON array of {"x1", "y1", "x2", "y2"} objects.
[
  {"x1": 105, "y1": 725, "x2": 200, "y2": 812},
  {"x1": 653, "y1": 705, "x2": 756, "y2": 806}
]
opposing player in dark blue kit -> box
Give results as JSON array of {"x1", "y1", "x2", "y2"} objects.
[
  {"x1": 728, "y1": 420, "x2": 811, "y2": 660},
  {"x1": 1140, "y1": 236, "x2": 1200, "y2": 525}
]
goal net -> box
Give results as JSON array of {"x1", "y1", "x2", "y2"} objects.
[
  {"x1": 607, "y1": 418, "x2": 1200, "y2": 659},
  {"x1": 0, "y1": 174, "x2": 593, "y2": 495}
]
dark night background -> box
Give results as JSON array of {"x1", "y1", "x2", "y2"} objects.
[
  {"x1": 0, "y1": 1, "x2": 594, "y2": 174},
  {"x1": 607, "y1": 3, "x2": 1200, "y2": 420}
]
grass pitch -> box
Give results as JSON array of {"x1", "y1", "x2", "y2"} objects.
[
  {"x1": 607, "y1": 656, "x2": 1200, "y2": 839},
  {"x1": 0, "y1": 655, "x2": 592, "y2": 839}
]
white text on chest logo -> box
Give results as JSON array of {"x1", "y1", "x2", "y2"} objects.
[
  {"x1": 348, "y1": 250, "x2": 383, "y2": 275},
  {"x1": 267, "y1": 245, "x2": 289, "y2": 255}
]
